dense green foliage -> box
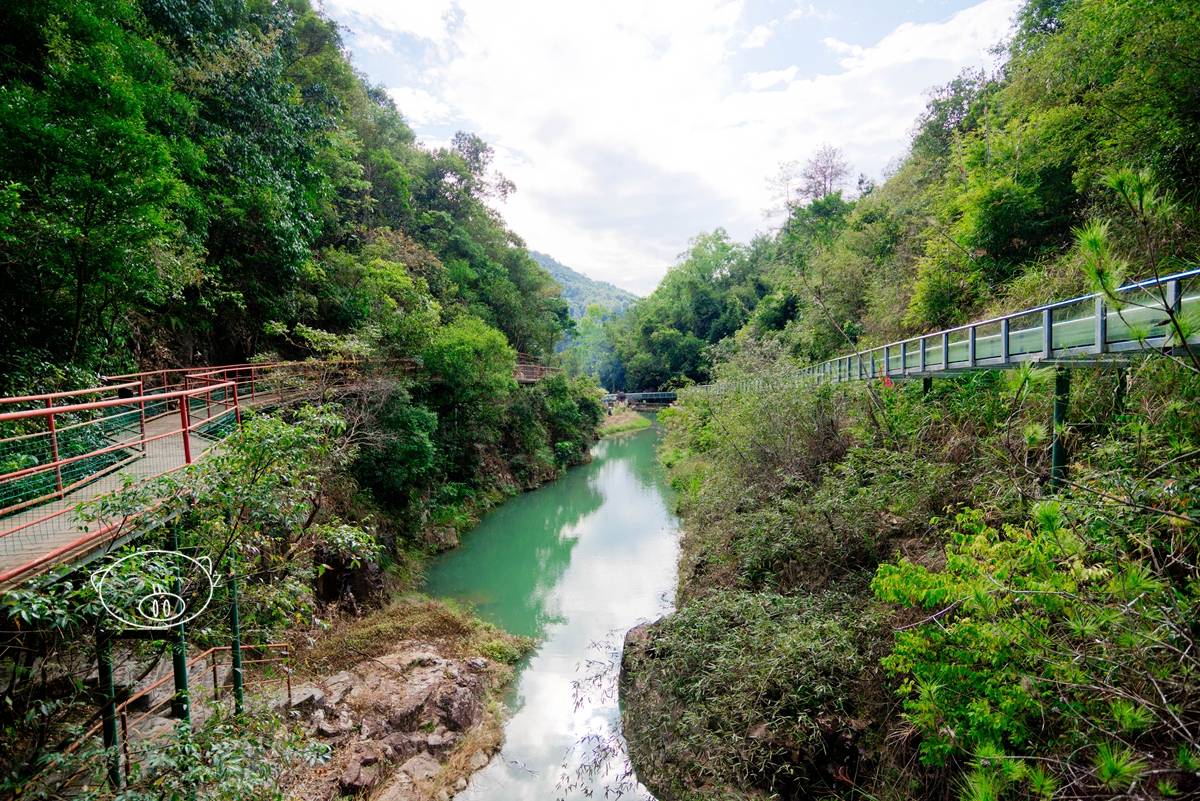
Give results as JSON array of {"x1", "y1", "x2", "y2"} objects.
[
  {"x1": 633, "y1": 352, "x2": 1199, "y2": 800},
  {"x1": 0, "y1": 0, "x2": 568, "y2": 375},
  {"x1": 604, "y1": 0, "x2": 1200, "y2": 390},
  {"x1": 0, "y1": 0, "x2": 605, "y2": 547}
]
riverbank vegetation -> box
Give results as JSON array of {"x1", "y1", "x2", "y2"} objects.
[
  {"x1": 0, "y1": 0, "x2": 602, "y2": 795},
  {"x1": 598, "y1": 409, "x2": 653, "y2": 438},
  {"x1": 621, "y1": 0, "x2": 1200, "y2": 798},
  {"x1": 625, "y1": 355, "x2": 1199, "y2": 799}
]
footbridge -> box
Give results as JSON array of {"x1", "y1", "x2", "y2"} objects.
[
  {"x1": 694, "y1": 268, "x2": 1200, "y2": 486},
  {"x1": 0, "y1": 356, "x2": 559, "y2": 591}
]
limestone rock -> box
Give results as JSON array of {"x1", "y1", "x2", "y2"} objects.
[
  {"x1": 400, "y1": 752, "x2": 440, "y2": 781},
  {"x1": 339, "y1": 746, "x2": 382, "y2": 793},
  {"x1": 467, "y1": 749, "x2": 489, "y2": 771},
  {"x1": 288, "y1": 684, "x2": 325, "y2": 711},
  {"x1": 436, "y1": 683, "x2": 482, "y2": 731}
]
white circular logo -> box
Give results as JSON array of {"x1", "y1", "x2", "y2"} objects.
[{"x1": 91, "y1": 550, "x2": 216, "y2": 630}]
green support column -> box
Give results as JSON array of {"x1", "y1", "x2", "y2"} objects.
[
  {"x1": 229, "y1": 557, "x2": 244, "y2": 715},
  {"x1": 96, "y1": 629, "x2": 121, "y2": 788},
  {"x1": 1050, "y1": 367, "x2": 1070, "y2": 488},
  {"x1": 1113, "y1": 367, "x2": 1128, "y2": 416},
  {"x1": 169, "y1": 526, "x2": 190, "y2": 722}
]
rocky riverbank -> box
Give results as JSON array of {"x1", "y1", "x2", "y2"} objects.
[{"x1": 283, "y1": 596, "x2": 531, "y2": 801}]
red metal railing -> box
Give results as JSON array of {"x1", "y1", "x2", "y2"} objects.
[
  {"x1": 0, "y1": 355, "x2": 556, "y2": 588},
  {"x1": 62, "y1": 644, "x2": 291, "y2": 786}
]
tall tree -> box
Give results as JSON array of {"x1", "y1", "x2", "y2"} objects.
[{"x1": 800, "y1": 144, "x2": 850, "y2": 201}]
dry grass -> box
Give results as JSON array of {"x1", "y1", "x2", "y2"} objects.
[{"x1": 294, "y1": 594, "x2": 532, "y2": 676}]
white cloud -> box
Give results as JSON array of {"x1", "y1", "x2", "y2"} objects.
[
  {"x1": 744, "y1": 66, "x2": 798, "y2": 90},
  {"x1": 353, "y1": 31, "x2": 394, "y2": 54},
  {"x1": 788, "y1": 2, "x2": 836, "y2": 22},
  {"x1": 327, "y1": 0, "x2": 1020, "y2": 294},
  {"x1": 322, "y1": 0, "x2": 455, "y2": 42},
  {"x1": 741, "y1": 23, "x2": 774, "y2": 49},
  {"x1": 823, "y1": 2, "x2": 1015, "y2": 71},
  {"x1": 386, "y1": 87, "x2": 453, "y2": 125}
]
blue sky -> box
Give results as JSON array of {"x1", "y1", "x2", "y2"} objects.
[{"x1": 319, "y1": 0, "x2": 1021, "y2": 294}]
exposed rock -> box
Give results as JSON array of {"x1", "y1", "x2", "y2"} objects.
[
  {"x1": 400, "y1": 752, "x2": 441, "y2": 781},
  {"x1": 284, "y1": 642, "x2": 502, "y2": 800},
  {"x1": 425, "y1": 526, "x2": 459, "y2": 552},
  {"x1": 466, "y1": 750, "x2": 489, "y2": 771},
  {"x1": 436, "y1": 682, "x2": 482, "y2": 731},
  {"x1": 288, "y1": 684, "x2": 325, "y2": 710},
  {"x1": 339, "y1": 744, "x2": 383, "y2": 793},
  {"x1": 375, "y1": 777, "x2": 419, "y2": 801},
  {"x1": 422, "y1": 730, "x2": 459, "y2": 757}
]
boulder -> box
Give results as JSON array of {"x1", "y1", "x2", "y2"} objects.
[
  {"x1": 288, "y1": 684, "x2": 325, "y2": 711},
  {"x1": 422, "y1": 730, "x2": 460, "y2": 756},
  {"x1": 400, "y1": 752, "x2": 440, "y2": 782},
  {"x1": 375, "y1": 777, "x2": 419, "y2": 801},
  {"x1": 425, "y1": 526, "x2": 459, "y2": 552},
  {"x1": 339, "y1": 746, "x2": 382, "y2": 793},
  {"x1": 467, "y1": 749, "x2": 489, "y2": 771},
  {"x1": 436, "y1": 684, "x2": 482, "y2": 731}
]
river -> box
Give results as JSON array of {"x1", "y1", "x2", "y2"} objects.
[{"x1": 423, "y1": 418, "x2": 679, "y2": 800}]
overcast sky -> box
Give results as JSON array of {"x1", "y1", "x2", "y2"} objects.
[{"x1": 319, "y1": 0, "x2": 1021, "y2": 295}]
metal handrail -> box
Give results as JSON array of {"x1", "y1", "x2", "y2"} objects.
[{"x1": 800, "y1": 268, "x2": 1199, "y2": 382}]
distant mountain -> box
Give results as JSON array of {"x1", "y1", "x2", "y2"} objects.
[{"x1": 531, "y1": 251, "x2": 638, "y2": 319}]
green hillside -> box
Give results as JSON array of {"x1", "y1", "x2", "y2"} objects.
[{"x1": 530, "y1": 250, "x2": 638, "y2": 319}]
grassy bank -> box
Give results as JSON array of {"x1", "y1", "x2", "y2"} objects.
[
  {"x1": 598, "y1": 409, "x2": 653, "y2": 437},
  {"x1": 621, "y1": 355, "x2": 1200, "y2": 800}
]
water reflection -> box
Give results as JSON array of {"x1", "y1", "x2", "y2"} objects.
[{"x1": 423, "y1": 417, "x2": 679, "y2": 800}]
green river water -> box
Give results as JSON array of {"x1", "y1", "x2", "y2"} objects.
[{"x1": 423, "y1": 417, "x2": 679, "y2": 800}]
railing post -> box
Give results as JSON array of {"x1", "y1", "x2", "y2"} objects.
[
  {"x1": 1166, "y1": 278, "x2": 1181, "y2": 315},
  {"x1": 918, "y1": 337, "x2": 927, "y2": 373},
  {"x1": 232, "y1": 379, "x2": 241, "y2": 427},
  {"x1": 870, "y1": 351, "x2": 876, "y2": 378},
  {"x1": 45, "y1": 399, "x2": 63, "y2": 497},
  {"x1": 1051, "y1": 367, "x2": 1070, "y2": 488},
  {"x1": 1042, "y1": 308, "x2": 1053, "y2": 359},
  {"x1": 941, "y1": 332, "x2": 949, "y2": 371},
  {"x1": 1094, "y1": 296, "x2": 1107, "y2": 354},
  {"x1": 137, "y1": 380, "x2": 147, "y2": 452},
  {"x1": 97, "y1": 629, "x2": 121, "y2": 788},
  {"x1": 883, "y1": 347, "x2": 890, "y2": 377},
  {"x1": 230, "y1": 555, "x2": 244, "y2": 716},
  {"x1": 120, "y1": 710, "x2": 131, "y2": 780},
  {"x1": 169, "y1": 524, "x2": 191, "y2": 723},
  {"x1": 967, "y1": 326, "x2": 977, "y2": 368},
  {"x1": 1000, "y1": 319, "x2": 1010, "y2": 363},
  {"x1": 900, "y1": 341, "x2": 908, "y2": 376},
  {"x1": 249, "y1": 366, "x2": 257, "y2": 402},
  {"x1": 179, "y1": 393, "x2": 193, "y2": 465}
]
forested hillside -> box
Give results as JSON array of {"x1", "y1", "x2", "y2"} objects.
[
  {"x1": 0, "y1": 0, "x2": 570, "y2": 376},
  {"x1": 0, "y1": 0, "x2": 600, "y2": 505},
  {"x1": 602, "y1": 0, "x2": 1200, "y2": 390},
  {"x1": 620, "y1": 2, "x2": 1200, "y2": 800},
  {"x1": 530, "y1": 251, "x2": 637, "y2": 319},
  {"x1": 0, "y1": 3, "x2": 602, "y2": 794}
]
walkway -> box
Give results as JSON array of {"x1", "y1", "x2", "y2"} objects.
[{"x1": 0, "y1": 357, "x2": 560, "y2": 590}]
